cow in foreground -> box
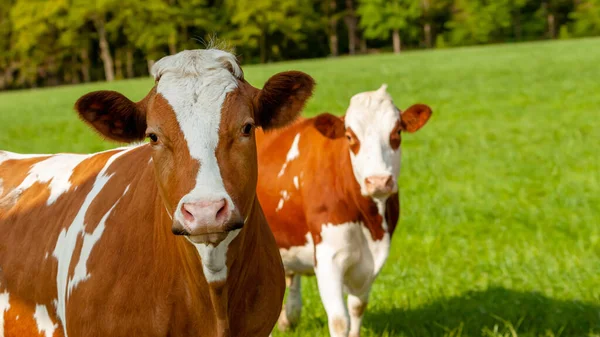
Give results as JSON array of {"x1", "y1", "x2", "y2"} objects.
[
  {"x1": 256, "y1": 84, "x2": 432, "y2": 337},
  {"x1": 0, "y1": 48, "x2": 314, "y2": 337}
]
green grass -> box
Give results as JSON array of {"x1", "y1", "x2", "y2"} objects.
[{"x1": 1, "y1": 38, "x2": 599, "y2": 337}]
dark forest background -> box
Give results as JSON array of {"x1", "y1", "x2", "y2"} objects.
[{"x1": 1, "y1": 0, "x2": 599, "y2": 90}]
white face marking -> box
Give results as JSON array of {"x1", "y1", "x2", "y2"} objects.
[
  {"x1": 152, "y1": 49, "x2": 244, "y2": 284},
  {"x1": 34, "y1": 305, "x2": 58, "y2": 337},
  {"x1": 277, "y1": 133, "x2": 301, "y2": 177},
  {"x1": 345, "y1": 84, "x2": 401, "y2": 197},
  {"x1": 293, "y1": 176, "x2": 299, "y2": 189},
  {"x1": 0, "y1": 291, "x2": 10, "y2": 336},
  {"x1": 52, "y1": 148, "x2": 133, "y2": 337},
  {"x1": 275, "y1": 190, "x2": 290, "y2": 212},
  {"x1": 191, "y1": 229, "x2": 241, "y2": 283},
  {"x1": 8, "y1": 154, "x2": 89, "y2": 206},
  {"x1": 279, "y1": 233, "x2": 314, "y2": 275},
  {"x1": 68, "y1": 185, "x2": 130, "y2": 295}
]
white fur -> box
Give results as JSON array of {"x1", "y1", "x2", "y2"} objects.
[
  {"x1": 293, "y1": 176, "x2": 299, "y2": 189},
  {"x1": 12, "y1": 154, "x2": 89, "y2": 206},
  {"x1": 279, "y1": 233, "x2": 314, "y2": 275},
  {"x1": 345, "y1": 84, "x2": 401, "y2": 197},
  {"x1": 52, "y1": 147, "x2": 133, "y2": 337},
  {"x1": 68, "y1": 185, "x2": 130, "y2": 295},
  {"x1": 0, "y1": 291, "x2": 9, "y2": 337},
  {"x1": 277, "y1": 133, "x2": 301, "y2": 177},
  {"x1": 191, "y1": 229, "x2": 241, "y2": 283},
  {"x1": 34, "y1": 305, "x2": 58, "y2": 337},
  {"x1": 275, "y1": 190, "x2": 290, "y2": 212},
  {"x1": 153, "y1": 49, "x2": 244, "y2": 284},
  {"x1": 281, "y1": 200, "x2": 392, "y2": 337}
]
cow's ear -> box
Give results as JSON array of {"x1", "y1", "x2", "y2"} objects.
[
  {"x1": 400, "y1": 104, "x2": 432, "y2": 133},
  {"x1": 254, "y1": 71, "x2": 315, "y2": 130},
  {"x1": 75, "y1": 89, "x2": 154, "y2": 143},
  {"x1": 314, "y1": 113, "x2": 345, "y2": 139}
]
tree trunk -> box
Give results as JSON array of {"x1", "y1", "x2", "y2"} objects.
[
  {"x1": 80, "y1": 47, "x2": 91, "y2": 82},
  {"x1": 359, "y1": 36, "x2": 367, "y2": 53},
  {"x1": 168, "y1": 30, "x2": 177, "y2": 55},
  {"x1": 94, "y1": 17, "x2": 115, "y2": 82},
  {"x1": 328, "y1": 0, "x2": 338, "y2": 56},
  {"x1": 548, "y1": 13, "x2": 556, "y2": 38},
  {"x1": 392, "y1": 29, "x2": 401, "y2": 54},
  {"x1": 71, "y1": 54, "x2": 80, "y2": 84},
  {"x1": 115, "y1": 49, "x2": 124, "y2": 80},
  {"x1": 126, "y1": 48, "x2": 134, "y2": 78},
  {"x1": 344, "y1": 0, "x2": 357, "y2": 55},
  {"x1": 259, "y1": 31, "x2": 267, "y2": 63},
  {"x1": 514, "y1": 11, "x2": 522, "y2": 41},
  {"x1": 424, "y1": 23, "x2": 432, "y2": 48},
  {"x1": 147, "y1": 58, "x2": 155, "y2": 76}
]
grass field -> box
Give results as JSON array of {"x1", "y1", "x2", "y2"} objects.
[{"x1": 1, "y1": 38, "x2": 599, "y2": 337}]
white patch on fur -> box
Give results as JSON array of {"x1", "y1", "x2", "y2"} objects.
[
  {"x1": 52, "y1": 148, "x2": 132, "y2": 337},
  {"x1": 0, "y1": 291, "x2": 10, "y2": 337},
  {"x1": 0, "y1": 151, "x2": 45, "y2": 166},
  {"x1": 12, "y1": 154, "x2": 89, "y2": 205},
  {"x1": 191, "y1": 229, "x2": 241, "y2": 283},
  {"x1": 279, "y1": 233, "x2": 314, "y2": 275},
  {"x1": 345, "y1": 84, "x2": 401, "y2": 196},
  {"x1": 68, "y1": 185, "x2": 130, "y2": 295},
  {"x1": 275, "y1": 190, "x2": 290, "y2": 212},
  {"x1": 153, "y1": 49, "x2": 242, "y2": 284},
  {"x1": 34, "y1": 305, "x2": 58, "y2": 337},
  {"x1": 277, "y1": 133, "x2": 301, "y2": 177},
  {"x1": 293, "y1": 176, "x2": 299, "y2": 189}
]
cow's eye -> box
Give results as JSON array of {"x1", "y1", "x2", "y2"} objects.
[
  {"x1": 397, "y1": 129, "x2": 401, "y2": 136},
  {"x1": 241, "y1": 123, "x2": 254, "y2": 136},
  {"x1": 148, "y1": 133, "x2": 159, "y2": 143}
]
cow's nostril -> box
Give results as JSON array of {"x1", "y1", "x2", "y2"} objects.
[
  {"x1": 215, "y1": 199, "x2": 228, "y2": 222},
  {"x1": 182, "y1": 205, "x2": 194, "y2": 222}
]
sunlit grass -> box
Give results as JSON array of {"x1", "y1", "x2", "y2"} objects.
[{"x1": 1, "y1": 38, "x2": 599, "y2": 337}]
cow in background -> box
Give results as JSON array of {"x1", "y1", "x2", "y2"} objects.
[
  {"x1": 0, "y1": 48, "x2": 314, "y2": 337},
  {"x1": 256, "y1": 84, "x2": 432, "y2": 337}
]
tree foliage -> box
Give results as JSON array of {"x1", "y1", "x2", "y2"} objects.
[{"x1": 0, "y1": 0, "x2": 598, "y2": 90}]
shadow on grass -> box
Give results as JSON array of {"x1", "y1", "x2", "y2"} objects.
[{"x1": 364, "y1": 287, "x2": 600, "y2": 337}]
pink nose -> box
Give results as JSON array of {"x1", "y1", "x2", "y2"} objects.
[
  {"x1": 365, "y1": 175, "x2": 395, "y2": 196},
  {"x1": 181, "y1": 199, "x2": 230, "y2": 235}
]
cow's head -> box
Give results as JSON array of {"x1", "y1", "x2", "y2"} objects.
[
  {"x1": 76, "y1": 49, "x2": 314, "y2": 246},
  {"x1": 315, "y1": 84, "x2": 431, "y2": 199}
]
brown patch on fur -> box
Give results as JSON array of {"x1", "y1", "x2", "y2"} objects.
[
  {"x1": 350, "y1": 301, "x2": 367, "y2": 318},
  {"x1": 346, "y1": 127, "x2": 361, "y2": 155},
  {"x1": 389, "y1": 119, "x2": 402, "y2": 150},
  {"x1": 331, "y1": 317, "x2": 348, "y2": 336},
  {"x1": 3, "y1": 296, "x2": 64, "y2": 337},
  {"x1": 314, "y1": 113, "x2": 345, "y2": 139}
]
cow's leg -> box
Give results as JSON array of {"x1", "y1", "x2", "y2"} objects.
[
  {"x1": 314, "y1": 247, "x2": 349, "y2": 337},
  {"x1": 277, "y1": 274, "x2": 302, "y2": 331},
  {"x1": 347, "y1": 292, "x2": 369, "y2": 337}
]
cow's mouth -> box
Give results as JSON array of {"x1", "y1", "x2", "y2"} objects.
[{"x1": 173, "y1": 219, "x2": 244, "y2": 245}]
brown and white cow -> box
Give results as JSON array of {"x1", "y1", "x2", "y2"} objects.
[
  {"x1": 256, "y1": 84, "x2": 431, "y2": 337},
  {"x1": 0, "y1": 48, "x2": 314, "y2": 337}
]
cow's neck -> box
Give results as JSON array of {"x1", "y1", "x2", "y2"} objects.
[{"x1": 163, "y1": 194, "x2": 265, "y2": 337}]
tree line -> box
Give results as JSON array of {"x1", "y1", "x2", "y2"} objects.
[{"x1": 1, "y1": 0, "x2": 599, "y2": 90}]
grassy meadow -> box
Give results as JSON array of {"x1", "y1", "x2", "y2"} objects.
[{"x1": 1, "y1": 38, "x2": 599, "y2": 337}]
